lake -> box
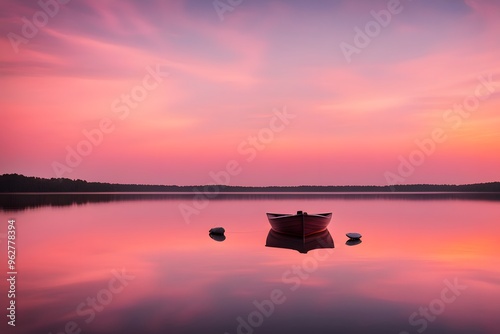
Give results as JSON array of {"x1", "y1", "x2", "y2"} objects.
[{"x1": 1, "y1": 193, "x2": 499, "y2": 334}]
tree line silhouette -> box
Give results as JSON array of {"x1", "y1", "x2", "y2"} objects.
[{"x1": 1, "y1": 174, "x2": 499, "y2": 193}]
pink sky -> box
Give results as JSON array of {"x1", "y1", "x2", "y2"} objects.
[{"x1": 1, "y1": 0, "x2": 499, "y2": 186}]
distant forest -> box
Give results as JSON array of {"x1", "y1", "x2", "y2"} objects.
[{"x1": 1, "y1": 174, "x2": 499, "y2": 193}]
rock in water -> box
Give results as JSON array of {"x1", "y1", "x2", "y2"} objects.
[
  {"x1": 346, "y1": 232, "x2": 362, "y2": 239},
  {"x1": 209, "y1": 227, "x2": 225, "y2": 235}
]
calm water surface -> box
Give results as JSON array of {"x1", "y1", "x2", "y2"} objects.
[{"x1": 1, "y1": 194, "x2": 499, "y2": 334}]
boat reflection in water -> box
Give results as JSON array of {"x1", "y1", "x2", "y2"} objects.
[{"x1": 265, "y1": 229, "x2": 334, "y2": 254}]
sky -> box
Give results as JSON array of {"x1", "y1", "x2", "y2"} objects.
[{"x1": 1, "y1": 0, "x2": 499, "y2": 186}]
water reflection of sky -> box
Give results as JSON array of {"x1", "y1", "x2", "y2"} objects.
[{"x1": 0, "y1": 196, "x2": 499, "y2": 333}]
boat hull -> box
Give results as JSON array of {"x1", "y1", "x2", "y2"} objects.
[{"x1": 266, "y1": 212, "x2": 332, "y2": 236}]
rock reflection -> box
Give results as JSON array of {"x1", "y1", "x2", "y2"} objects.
[
  {"x1": 209, "y1": 233, "x2": 226, "y2": 242},
  {"x1": 345, "y1": 239, "x2": 362, "y2": 246}
]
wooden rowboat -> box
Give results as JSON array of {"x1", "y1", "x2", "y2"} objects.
[{"x1": 266, "y1": 211, "x2": 332, "y2": 236}]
